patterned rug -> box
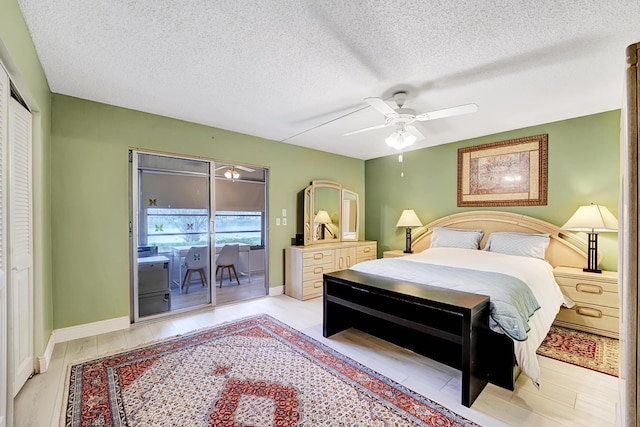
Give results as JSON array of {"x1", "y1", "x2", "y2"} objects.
[
  {"x1": 537, "y1": 325, "x2": 619, "y2": 377},
  {"x1": 64, "y1": 314, "x2": 477, "y2": 426}
]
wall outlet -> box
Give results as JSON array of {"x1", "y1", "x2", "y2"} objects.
[
  {"x1": 282, "y1": 218, "x2": 287, "y2": 226},
  {"x1": 275, "y1": 218, "x2": 281, "y2": 226}
]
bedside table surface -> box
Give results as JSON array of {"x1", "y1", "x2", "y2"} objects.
[
  {"x1": 383, "y1": 249, "x2": 410, "y2": 258},
  {"x1": 553, "y1": 266, "x2": 618, "y2": 282}
]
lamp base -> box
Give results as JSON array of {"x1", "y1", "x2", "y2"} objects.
[
  {"x1": 404, "y1": 227, "x2": 413, "y2": 253},
  {"x1": 585, "y1": 232, "x2": 601, "y2": 274}
]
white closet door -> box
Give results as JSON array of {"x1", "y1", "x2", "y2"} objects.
[
  {"x1": 0, "y1": 65, "x2": 9, "y2": 427},
  {"x1": 8, "y1": 97, "x2": 33, "y2": 397}
]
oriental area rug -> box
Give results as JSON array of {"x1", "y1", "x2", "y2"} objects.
[
  {"x1": 536, "y1": 325, "x2": 619, "y2": 377},
  {"x1": 64, "y1": 314, "x2": 477, "y2": 427}
]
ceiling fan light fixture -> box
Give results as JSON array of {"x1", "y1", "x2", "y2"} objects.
[
  {"x1": 385, "y1": 129, "x2": 417, "y2": 150},
  {"x1": 224, "y1": 167, "x2": 240, "y2": 180}
]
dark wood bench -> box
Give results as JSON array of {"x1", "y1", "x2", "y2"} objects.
[{"x1": 323, "y1": 269, "x2": 509, "y2": 407}]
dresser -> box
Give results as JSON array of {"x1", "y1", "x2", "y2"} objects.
[
  {"x1": 552, "y1": 266, "x2": 619, "y2": 338},
  {"x1": 285, "y1": 241, "x2": 377, "y2": 300}
]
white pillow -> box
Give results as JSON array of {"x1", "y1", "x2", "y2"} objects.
[
  {"x1": 484, "y1": 232, "x2": 550, "y2": 259},
  {"x1": 430, "y1": 227, "x2": 484, "y2": 250}
]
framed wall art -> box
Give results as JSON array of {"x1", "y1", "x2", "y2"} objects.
[{"x1": 457, "y1": 134, "x2": 548, "y2": 207}]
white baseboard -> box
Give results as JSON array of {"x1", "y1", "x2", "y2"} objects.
[
  {"x1": 53, "y1": 316, "x2": 130, "y2": 344},
  {"x1": 269, "y1": 285, "x2": 284, "y2": 296},
  {"x1": 37, "y1": 333, "x2": 56, "y2": 373}
]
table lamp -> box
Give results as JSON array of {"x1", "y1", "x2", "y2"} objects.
[
  {"x1": 561, "y1": 203, "x2": 618, "y2": 273},
  {"x1": 314, "y1": 210, "x2": 332, "y2": 239},
  {"x1": 396, "y1": 209, "x2": 423, "y2": 253}
]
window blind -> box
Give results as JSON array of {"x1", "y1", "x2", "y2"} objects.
[
  {"x1": 141, "y1": 171, "x2": 209, "y2": 209},
  {"x1": 215, "y1": 179, "x2": 265, "y2": 212}
]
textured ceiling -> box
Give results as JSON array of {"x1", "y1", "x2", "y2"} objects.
[{"x1": 17, "y1": 0, "x2": 640, "y2": 160}]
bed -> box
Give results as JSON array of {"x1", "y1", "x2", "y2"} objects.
[{"x1": 322, "y1": 210, "x2": 590, "y2": 406}]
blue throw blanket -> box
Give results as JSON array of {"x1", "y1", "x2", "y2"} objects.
[{"x1": 351, "y1": 258, "x2": 540, "y2": 341}]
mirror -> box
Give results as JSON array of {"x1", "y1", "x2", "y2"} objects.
[
  {"x1": 311, "y1": 181, "x2": 341, "y2": 244},
  {"x1": 301, "y1": 180, "x2": 359, "y2": 245},
  {"x1": 341, "y1": 189, "x2": 359, "y2": 241}
]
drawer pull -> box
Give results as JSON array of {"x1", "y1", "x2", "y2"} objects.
[
  {"x1": 576, "y1": 283, "x2": 603, "y2": 295},
  {"x1": 313, "y1": 280, "x2": 323, "y2": 288},
  {"x1": 313, "y1": 253, "x2": 324, "y2": 260},
  {"x1": 313, "y1": 267, "x2": 323, "y2": 274},
  {"x1": 363, "y1": 247, "x2": 371, "y2": 253},
  {"x1": 575, "y1": 306, "x2": 603, "y2": 318}
]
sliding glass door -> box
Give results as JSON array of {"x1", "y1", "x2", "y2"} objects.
[
  {"x1": 130, "y1": 152, "x2": 214, "y2": 321},
  {"x1": 129, "y1": 151, "x2": 269, "y2": 321}
]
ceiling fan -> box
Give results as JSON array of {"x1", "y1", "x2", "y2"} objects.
[
  {"x1": 343, "y1": 91, "x2": 478, "y2": 150},
  {"x1": 215, "y1": 164, "x2": 255, "y2": 173},
  {"x1": 215, "y1": 164, "x2": 255, "y2": 180}
]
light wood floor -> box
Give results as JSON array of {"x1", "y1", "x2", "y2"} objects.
[
  {"x1": 14, "y1": 295, "x2": 619, "y2": 427},
  {"x1": 168, "y1": 272, "x2": 267, "y2": 310}
]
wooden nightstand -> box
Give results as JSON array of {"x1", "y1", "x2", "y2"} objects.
[
  {"x1": 383, "y1": 250, "x2": 411, "y2": 258},
  {"x1": 553, "y1": 266, "x2": 619, "y2": 338}
]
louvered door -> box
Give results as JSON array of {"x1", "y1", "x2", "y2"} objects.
[
  {"x1": 0, "y1": 64, "x2": 9, "y2": 427},
  {"x1": 8, "y1": 97, "x2": 33, "y2": 396}
]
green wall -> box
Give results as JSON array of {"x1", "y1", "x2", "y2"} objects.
[
  {"x1": 51, "y1": 94, "x2": 365, "y2": 328},
  {"x1": 0, "y1": 0, "x2": 623, "y2": 340},
  {"x1": 365, "y1": 111, "x2": 620, "y2": 271},
  {"x1": 0, "y1": 0, "x2": 53, "y2": 360}
]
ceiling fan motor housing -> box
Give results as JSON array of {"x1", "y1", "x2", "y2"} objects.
[
  {"x1": 385, "y1": 109, "x2": 416, "y2": 125},
  {"x1": 393, "y1": 91, "x2": 408, "y2": 108}
]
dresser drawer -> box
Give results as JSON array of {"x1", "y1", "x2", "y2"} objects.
[
  {"x1": 303, "y1": 250, "x2": 334, "y2": 265},
  {"x1": 356, "y1": 243, "x2": 377, "y2": 263},
  {"x1": 555, "y1": 303, "x2": 619, "y2": 336},
  {"x1": 557, "y1": 281, "x2": 619, "y2": 308},
  {"x1": 302, "y1": 279, "x2": 324, "y2": 299},
  {"x1": 302, "y1": 261, "x2": 334, "y2": 282}
]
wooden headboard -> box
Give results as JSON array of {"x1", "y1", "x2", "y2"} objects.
[{"x1": 411, "y1": 211, "x2": 589, "y2": 268}]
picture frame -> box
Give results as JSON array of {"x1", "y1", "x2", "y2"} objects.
[{"x1": 457, "y1": 134, "x2": 548, "y2": 207}]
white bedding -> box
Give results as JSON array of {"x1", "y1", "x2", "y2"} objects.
[{"x1": 352, "y1": 247, "x2": 564, "y2": 386}]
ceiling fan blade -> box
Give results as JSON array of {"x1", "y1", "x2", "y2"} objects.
[
  {"x1": 364, "y1": 97, "x2": 398, "y2": 117},
  {"x1": 215, "y1": 165, "x2": 227, "y2": 171},
  {"x1": 415, "y1": 103, "x2": 478, "y2": 121},
  {"x1": 343, "y1": 123, "x2": 390, "y2": 136},
  {"x1": 406, "y1": 125, "x2": 425, "y2": 141},
  {"x1": 236, "y1": 165, "x2": 255, "y2": 172}
]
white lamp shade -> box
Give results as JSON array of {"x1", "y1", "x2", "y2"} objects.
[
  {"x1": 396, "y1": 209, "x2": 423, "y2": 227},
  {"x1": 314, "y1": 210, "x2": 332, "y2": 224},
  {"x1": 224, "y1": 167, "x2": 240, "y2": 179},
  {"x1": 561, "y1": 204, "x2": 618, "y2": 232},
  {"x1": 385, "y1": 129, "x2": 417, "y2": 150}
]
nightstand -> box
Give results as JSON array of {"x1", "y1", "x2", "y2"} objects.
[
  {"x1": 552, "y1": 266, "x2": 619, "y2": 338},
  {"x1": 383, "y1": 250, "x2": 411, "y2": 258}
]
